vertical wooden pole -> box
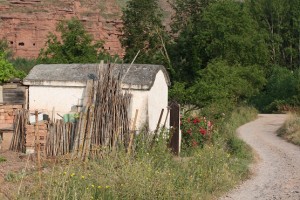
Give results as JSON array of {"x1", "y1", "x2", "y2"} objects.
[
  {"x1": 169, "y1": 102, "x2": 181, "y2": 156},
  {"x1": 34, "y1": 110, "x2": 42, "y2": 190},
  {"x1": 154, "y1": 109, "x2": 164, "y2": 135},
  {"x1": 128, "y1": 109, "x2": 138, "y2": 155}
]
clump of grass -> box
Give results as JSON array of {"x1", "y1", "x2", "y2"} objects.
[
  {"x1": 277, "y1": 113, "x2": 300, "y2": 146},
  {"x1": 5, "y1": 171, "x2": 25, "y2": 182},
  {"x1": 19, "y1": 106, "x2": 256, "y2": 200},
  {"x1": 0, "y1": 156, "x2": 6, "y2": 163}
]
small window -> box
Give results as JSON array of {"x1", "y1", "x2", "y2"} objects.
[
  {"x1": 18, "y1": 42, "x2": 25, "y2": 46},
  {"x1": 33, "y1": 43, "x2": 36, "y2": 46},
  {"x1": 10, "y1": 41, "x2": 13, "y2": 44}
]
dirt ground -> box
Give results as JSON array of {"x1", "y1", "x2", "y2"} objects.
[
  {"x1": 0, "y1": 150, "x2": 35, "y2": 200},
  {"x1": 220, "y1": 114, "x2": 300, "y2": 200}
]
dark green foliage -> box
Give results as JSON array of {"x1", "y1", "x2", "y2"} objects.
[
  {"x1": 246, "y1": 0, "x2": 300, "y2": 69},
  {"x1": 170, "y1": 60, "x2": 266, "y2": 116},
  {"x1": 38, "y1": 18, "x2": 113, "y2": 64},
  {"x1": 10, "y1": 57, "x2": 37, "y2": 74},
  {"x1": 121, "y1": 0, "x2": 170, "y2": 67},
  {"x1": 251, "y1": 66, "x2": 300, "y2": 112}
]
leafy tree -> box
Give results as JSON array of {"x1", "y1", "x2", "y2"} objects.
[
  {"x1": 251, "y1": 66, "x2": 300, "y2": 112},
  {"x1": 191, "y1": 60, "x2": 266, "y2": 115},
  {"x1": 171, "y1": 0, "x2": 269, "y2": 83},
  {"x1": 38, "y1": 18, "x2": 111, "y2": 64},
  {"x1": 246, "y1": 0, "x2": 300, "y2": 69},
  {"x1": 169, "y1": 0, "x2": 269, "y2": 111},
  {"x1": 169, "y1": 0, "x2": 215, "y2": 34},
  {"x1": 121, "y1": 0, "x2": 170, "y2": 67},
  {"x1": 0, "y1": 52, "x2": 25, "y2": 83}
]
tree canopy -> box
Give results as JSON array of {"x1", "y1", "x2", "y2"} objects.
[
  {"x1": 0, "y1": 52, "x2": 25, "y2": 83},
  {"x1": 38, "y1": 18, "x2": 111, "y2": 64},
  {"x1": 121, "y1": 0, "x2": 170, "y2": 67}
]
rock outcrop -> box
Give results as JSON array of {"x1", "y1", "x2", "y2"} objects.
[{"x1": 0, "y1": 0, "x2": 124, "y2": 58}]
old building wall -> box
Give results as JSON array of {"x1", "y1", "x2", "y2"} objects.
[{"x1": 148, "y1": 70, "x2": 169, "y2": 131}]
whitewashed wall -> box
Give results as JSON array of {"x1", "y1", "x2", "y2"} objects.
[
  {"x1": 127, "y1": 90, "x2": 149, "y2": 131},
  {"x1": 28, "y1": 86, "x2": 85, "y2": 118},
  {"x1": 148, "y1": 70, "x2": 169, "y2": 131}
]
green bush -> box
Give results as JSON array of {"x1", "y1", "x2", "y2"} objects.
[{"x1": 252, "y1": 66, "x2": 300, "y2": 113}]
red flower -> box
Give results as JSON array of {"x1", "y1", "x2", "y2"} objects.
[
  {"x1": 193, "y1": 117, "x2": 200, "y2": 124},
  {"x1": 199, "y1": 128, "x2": 207, "y2": 135}
]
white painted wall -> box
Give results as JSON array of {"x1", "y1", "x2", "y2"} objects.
[
  {"x1": 28, "y1": 86, "x2": 85, "y2": 118},
  {"x1": 148, "y1": 70, "x2": 169, "y2": 131},
  {"x1": 127, "y1": 90, "x2": 149, "y2": 131}
]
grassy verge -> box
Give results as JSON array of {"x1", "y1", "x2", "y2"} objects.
[
  {"x1": 277, "y1": 113, "x2": 300, "y2": 146},
  {"x1": 18, "y1": 107, "x2": 257, "y2": 200}
]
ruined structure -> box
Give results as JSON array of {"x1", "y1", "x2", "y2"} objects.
[{"x1": 0, "y1": 0, "x2": 124, "y2": 58}]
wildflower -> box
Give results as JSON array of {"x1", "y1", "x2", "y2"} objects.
[
  {"x1": 91, "y1": 184, "x2": 95, "y2": 188},
  {"x1": 105, "y1": 186, "x2": 110, "y2": 189},
  {"x1": 98, "y1": 186, "x2": 102, "y2": 189},
  {"x1": 81, "y1": 176, "x2": 85, "y2": 179},
  {"x1": 200, "y1": 128, "x2": 207, "y2": 135},
  {"x1": 63, "y1": 172, "x2": 67, "y2": 175},
  {"x1": 193, "y1": 117, "x2": 200, "y2": 124},
  {"x1": 207, "y1": 121, "x2": 212, "y2": 128},
  {"x1": 70, "y1": 173, "x2": 75, "y2": 177}
]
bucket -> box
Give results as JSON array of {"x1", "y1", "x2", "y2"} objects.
[
  {"x1": 69, "y1": 113, "x2": 76, "y2": 123},
  {"x1": 63, "y1": 114, "x2": 69, "y2": 122}
]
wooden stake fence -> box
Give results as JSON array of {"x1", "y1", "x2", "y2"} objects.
[{"x1": 10, "y1": 109, "x2": 28, "y2": 152}]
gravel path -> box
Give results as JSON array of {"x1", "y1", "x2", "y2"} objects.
[{"x1": 221, "y1": 114, "x2": 300, "y2": 200}]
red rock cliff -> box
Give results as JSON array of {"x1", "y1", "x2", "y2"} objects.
[{"x1": 0, "y1": 0, "x2": 124, "y2": 59}]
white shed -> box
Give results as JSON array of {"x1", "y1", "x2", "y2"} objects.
[{"x1": 23, "y1": 63, "x2": 170, "y2": 131}]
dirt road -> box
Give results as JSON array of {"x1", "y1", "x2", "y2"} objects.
[{"x1": 221, "y1": 114, "x2": 300, "y2": 200}]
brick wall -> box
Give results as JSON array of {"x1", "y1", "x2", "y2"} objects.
[
  {"x1": 25, "y1": 122, "x2": 48, "y2": 154},
  {"x1": 0, "y1": 105, "x2": 23, "y2": 129}
]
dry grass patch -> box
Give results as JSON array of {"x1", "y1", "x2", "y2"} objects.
[{"x1": 277, "y1": 113, "x2": 300, "y2": 146}]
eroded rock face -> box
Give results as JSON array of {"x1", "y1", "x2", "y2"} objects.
[{"x1": 0, "y1": 0, "x2": 124, "y2": 59}]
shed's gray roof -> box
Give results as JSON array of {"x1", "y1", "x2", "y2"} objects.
[{"x1": 23, "y1": 63, "x2": 170, "y2": 90}]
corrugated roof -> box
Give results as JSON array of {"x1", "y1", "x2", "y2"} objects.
[{"x1": 23, "y1": 63, "x2": 170, "y2": 90}]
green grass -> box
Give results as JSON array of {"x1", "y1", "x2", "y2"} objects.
[
  {"x1": 18, "y1": 107, "x2": 256, "y2": 200},
  {"x1": 277, "y1": 113, "x2": 300, "y2": 146},
  {"x1": 0, "y1": 156, "x2": 6, "y2": 163}
]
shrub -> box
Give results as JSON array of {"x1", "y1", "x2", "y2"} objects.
[{"x1": 180, "y1": 115, "x2": 213, "y2": 152}]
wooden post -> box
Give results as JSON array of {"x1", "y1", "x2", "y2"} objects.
[
  {"x1": 128, "y1": 109, "x2": 138, "y2": 155},
  {"x1": 169, "y1": 102, "x2": 181, "y2": 156},
  {"x1": 34, "y1": 110, "x2": 42, "y2": 190},
  {"x1": 154, "y1": 109, "x2": 164, "y2": 135}
]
